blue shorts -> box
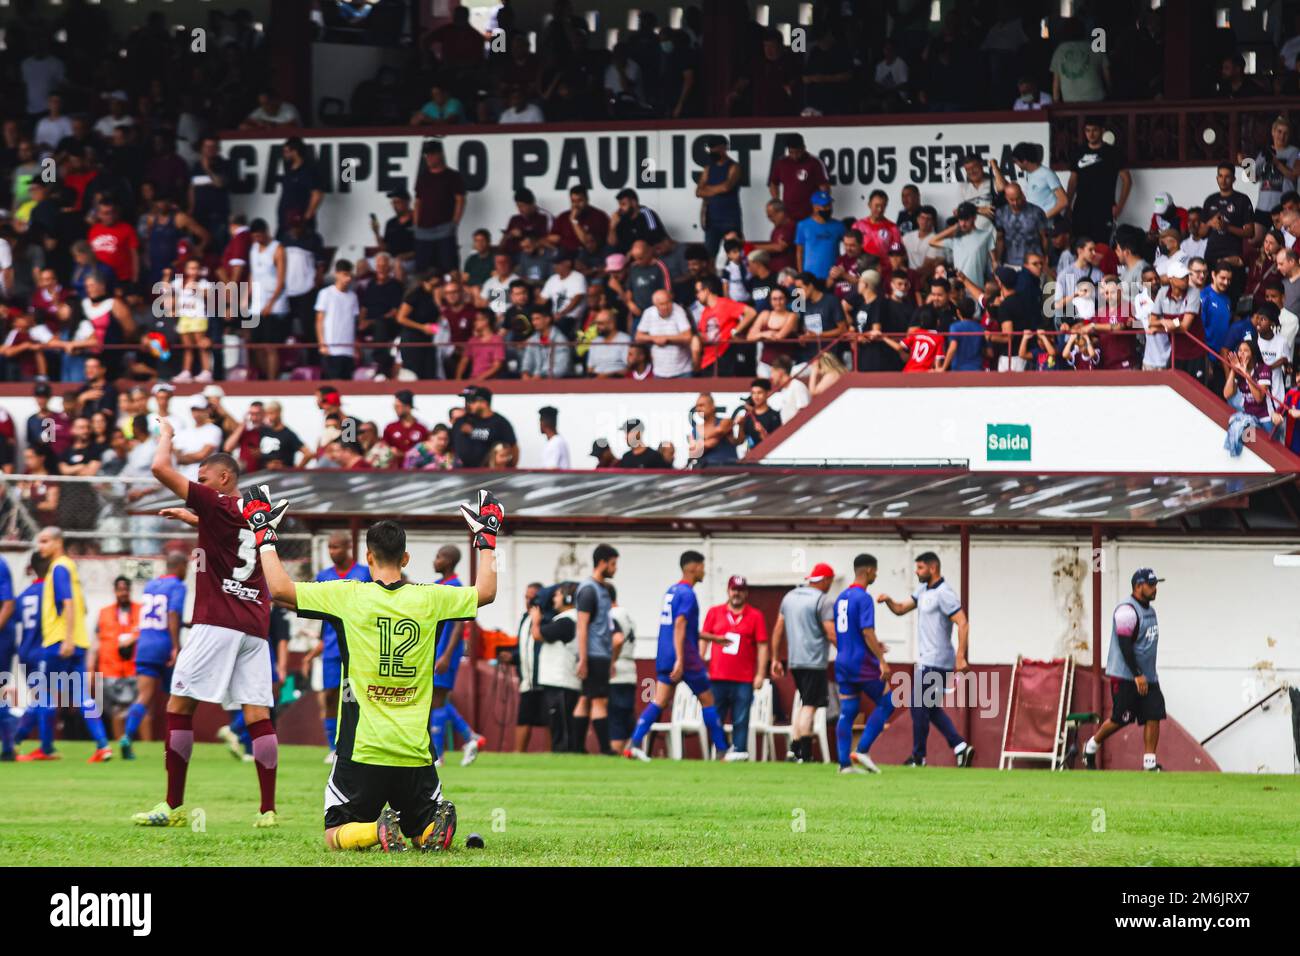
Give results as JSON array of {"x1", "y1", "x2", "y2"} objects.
[
  {"x1": 433, "y1": 640, "x2": 463, "y2": 691},
  {"x1": 656, "y1": 668, "x2": 711, "y2": 697},
  {"x1": 321, "y1": 656, "x2": 342, "y2": 691},
  {"x1": 134, "y1": 659, "x2": 172, "y2": 683},
  {"x1": 837, "y1": 677, "x2": 890, "y2": 705}
]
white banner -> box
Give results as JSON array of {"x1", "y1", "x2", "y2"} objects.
[{"x1": 223, "y1": 118, "x2": 1049, "y2": 262}]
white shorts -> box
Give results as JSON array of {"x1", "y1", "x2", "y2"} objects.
[{"x1": 171, "y1": 624, "x2": 273, "y2": 710}]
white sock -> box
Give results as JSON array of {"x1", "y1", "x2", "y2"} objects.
[
  {"x1": 1142, "y1": 753, "x2": 1157, "y2": 770},
  {"x1": 1084, "y1": 736, "x2": 1098, "y2": 755}
]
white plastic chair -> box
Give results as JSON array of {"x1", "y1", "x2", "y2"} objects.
[
  {"x1": 761, "y1": 690, "x2": 831, "y2": 763},
  {"x1": 649, "y1": 686, "x2": 709, "y2": 759},
  {"x1": 747, "y1": 681, "x2": 776, "y2": 760}
]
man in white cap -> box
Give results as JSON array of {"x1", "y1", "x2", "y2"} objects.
[{"x1": 1153, "y1": 258, "x2": 1208, "y2": 385}]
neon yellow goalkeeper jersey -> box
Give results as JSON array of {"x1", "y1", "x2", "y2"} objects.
[{"x1": 295, "y1": 579, "x2": 478, "y2": 766}]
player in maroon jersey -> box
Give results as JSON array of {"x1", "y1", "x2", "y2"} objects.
[{"x1": 131, "y1": 418, "x2": 285, "y2": 829}]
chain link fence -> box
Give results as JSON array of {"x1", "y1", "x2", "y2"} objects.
[{"x1": 0, "y1": 474, "x2": 311, "y2": 560}]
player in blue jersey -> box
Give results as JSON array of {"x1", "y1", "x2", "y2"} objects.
[
  {"x1": 624, "y1": 550, "x2": 731, "y2": 762},
  {"x1": 429, "y1": 545, "x2": 487, "y2": 767},
  {"x1": 301, "y1": 532, "x2": 370, "y2": 763},
  {"x1": 834, "y1": 554, "x2": 894, "y2": 774},
  {"x1": 120, "y1": 552, "x2": 188, "y2": 760},
  {"x1": 0, "y1": 554, "x2": 16, "y2": 759},
  {"x1": 9, "y1": 556, "x2": 48, "y2": 755}
]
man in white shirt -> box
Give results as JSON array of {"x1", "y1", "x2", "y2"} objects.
[
  {"x1": 539, "y1": 406, "x2": 571, "y2": 469},
  {"x1": 0, "y1": 236, "x2": 13, "y2": 297},
  {"x1": 478, "y1": 254, "x2": 520, "y2": 316},
  {"x1": 315, "y1": 259, "x2": 360, "y2": 380},
  {"x1": 498, "y1": 88, "x2": 545, "y2": 125},
  {"x1": 34, "y1": 94, "x2": 74, "y2": 150},
  {"x1": 172, "y1": 397, "x2": 224, "y2": 482},
  {"x1": 586, "y1": 307, "x2": 632, "y2": 377},
  {"x1": 634, "y1": 289, "x2": 694, "y2": 378},
  {"x1": 21, "y1": 42, "x2": 66, "y2": 117},
  {"x1": 92, "y1": 94, "x2": 135, "y2": 141},
  {"x1": 767, "y1": 354, "x2": 811, "y2": 423},
  {"x1": 241, "y1": 92, "x2": 302, "y2": 129},
  {"x1": 541, "y1": 252, "x2": 588, "y2": 332}
]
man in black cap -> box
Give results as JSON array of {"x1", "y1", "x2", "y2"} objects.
[
  {"x1": 372, "y1": 188, "x2": 415, "y2": 270},
  {"x1": 1084, "y1": 568, "x2": 1167, "y2": 771},
  {"x1": 383, "y1": 389, "x2": 429, "y2": 459},
  {"x1": 590, "y1": 438, "x2": 616, "y2": 469},
  {"x1": 538, "y1": 405, "x2": 570, "y2": 469},
  {"x1": 617, "y1": 419, "x2": 668, "y2": 468},
  {"x1": 453, "y1": 385, "x2": 517, "y2": 468},
  {"x1": 697, "y1": 134, "x2": 742, "y2": 259},
  {"x1": 413, "y1": 140, "x2": 466, "y2": 275}
]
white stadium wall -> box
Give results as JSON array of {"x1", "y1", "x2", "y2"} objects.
[
  {"x1": 757, "y1": 378, "x2": 1282, "y2": 473},
  {"x1": 399, "y1": 529, "x2": 1297, "y2": 774}
]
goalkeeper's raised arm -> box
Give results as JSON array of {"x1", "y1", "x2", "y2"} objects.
[{"x1": 249, "y1": 486, "x2": 502, "y2": 610}]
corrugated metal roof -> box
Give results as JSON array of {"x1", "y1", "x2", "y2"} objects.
[{"x1": 133, "y1": 468, "x2": 1293, "y2": 529}]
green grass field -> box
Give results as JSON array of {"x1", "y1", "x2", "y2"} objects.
[{"x1": 1, "y1": 740, "x2": 1296, "y2": 866}]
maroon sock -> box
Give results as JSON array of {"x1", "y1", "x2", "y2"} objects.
[
  {"x1": 165, "y1": 712, "x2": 194, "y2": 809},
  {"x1": 246, "y1": 719, "x2": 278, "y2": 814}
]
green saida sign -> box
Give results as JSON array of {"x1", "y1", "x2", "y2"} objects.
[{"x1": 987, "y1": 423, "x2": 1032, "y2": 461}]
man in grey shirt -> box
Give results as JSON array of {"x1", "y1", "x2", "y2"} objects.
[
  {"x1": 573, "y1": 543, "x2": 620, "y2": 755},
  {"x1": 878, "y1": 552, "x2": 974, "y2": 767},
  {"x1": 771, "y1": 563, "x2": 837, "y2": 763},
  {"x1": 1084, "y1": 568, "x2": 1166, "y2": 771}
]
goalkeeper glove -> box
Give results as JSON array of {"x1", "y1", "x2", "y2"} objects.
[
  {"x1": 242, "y1": 484, "x2": 289, "y2": 551},
  {"x1": 459, "y1": 489, "x2": 504, "y2": 550}
]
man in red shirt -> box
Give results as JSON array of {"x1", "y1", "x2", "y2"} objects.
[
  {"x1": 890, "y1": 311, "x2": 946, "y2": 372},
  {"x1": 702, "y1": 574, "x2": 769, "y2": 761},
  {"x1": 87, "y1": 199, "x2": 139, "y2": 292},
  {"x1": 693, "y1": 275, "x2": 756, "y2": 375},
  {"x1": 382, "y1": 389, "x2": 430, "y2": 459},
  {"x1": 413, "y1": 140, "x2": 467, "y2": 275},
  {"x1": 853, "y1": 190, "x2": 902, "y2": 279},
  {"x1": 219, "y1": 213, "x2": 252, "y2": 285},
  {"x1": 767, "y1": 133, "x2": 829, "y2": 223},
  {"x1": 547, "y1": 185, "x2": 611, "y2": 255}
]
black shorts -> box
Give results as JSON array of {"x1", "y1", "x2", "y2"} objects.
[
  {"x1": 323, "y1": 756, "x2": 446, "y2": 840},
  {"x1": 581, "y1": 657, "x2": 611, "y2": 699},
  {"x1": 1109, "y1": 678, "x2": 1166, "y2": 726},
  {"x1": 792, "y1": 667, "x2": 829, "y2": 709},
  {"x1": 250, "y1": 311, "x2": 291, "y2": 344},
  {"x1": 517, "y1": 689, "x2": 547, "y2": 727},
  {"x1": 608, "y1": 683, "x2": 635, "y2": 740}
]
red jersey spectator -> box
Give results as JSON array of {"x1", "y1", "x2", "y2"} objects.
[
  {"x1": 767, "y1": 134, "x2": 829, "y2": 223},
  {"x1": 548, "y1": 186, "x2": 610, "y2": 254},
  {"x1": 220, "y1": 216, "x2": 253, "y2": 283},
  {"x1": 853, "y1": 190, "x2": 903, "y2": 274},
  {"x1": 87, "y1": 200, "x2": 139, "y2": 284},
  {"x1": 694, "y1": 276, "x2": 756, "y2": 374},
  {"x1": 382, "y1": 389, "x2": 430, "y2": 457}
]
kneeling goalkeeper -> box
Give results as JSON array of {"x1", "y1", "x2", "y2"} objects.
[{"x1": 246, "y1": 487, "x2": 503, "y2": 852}]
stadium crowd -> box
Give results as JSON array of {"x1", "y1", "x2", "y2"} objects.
[{"x1": 1, "y1": 2, "x2": 1300, "y2": 466}]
